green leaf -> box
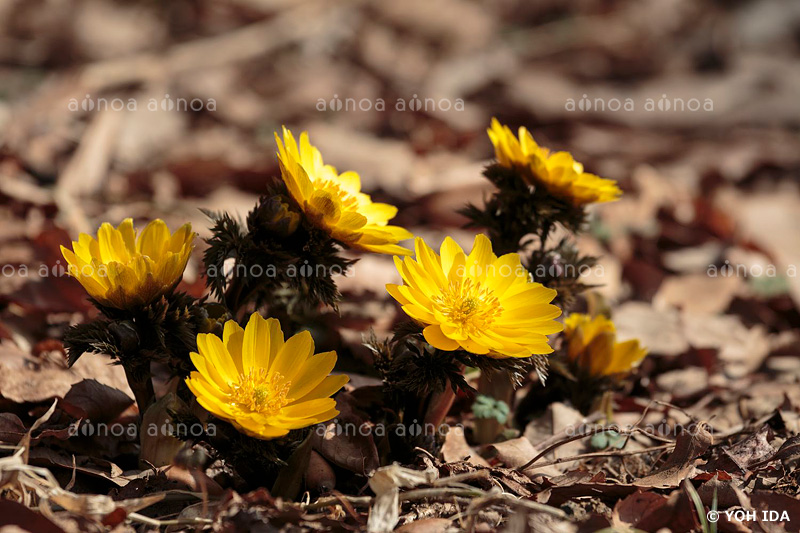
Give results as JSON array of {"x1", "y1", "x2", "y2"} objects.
[
  {"x1": 472, "y1": 394, "x2": 509, "y2": 424},
  {"x1": 590, "y1": 430, "x2": 625, "y2": 450}
]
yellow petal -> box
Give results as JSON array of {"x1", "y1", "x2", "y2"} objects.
[
  {"x1": 271, "y1": 329, "x2": 314, "y2": 382},
  {"x1": 118, "y1": 218, "x2": 137, "y2": 254},
  {"x1": 197, "y1": 333, "x2": 238, "y2": 384},
  {"x1": 190, "y1": 352, "x2": 229, "y2": 390},
  {"x1": 137, "y1": 219, "x2": 169, "y2": 259},
  {"x1": 242, "y1": 312, "x2": 271, "y2": 370},
  {"x1": 223, "y1": 320, "x2": 245, "y2": 373},
  {"x1": 439, "y1": 237, "x2": 463, "y2": 276},
  {"x1": 288, "y1": 351, "x2": 338, "y2": 400},
  {"x1": 292, "y1": 374, "x2": 349, "y2": 403},
  {"x1": 465, "y1": 234, "x2": 495, "y2": 279},
  {"x1": 423, "y1": 325, "x2": 460, "y2": 351},
  {"x1": 279, "y1": 398, "x2": 338, "y2": 419},
  {"x1": 97, "y1": 223, "x2": 128, "y2": 264}
]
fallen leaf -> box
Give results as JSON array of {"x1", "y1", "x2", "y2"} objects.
[
  {"x1": 311, "y1": 392, "x2": 379, "y2": 475},
  {"x1": 0, "y1": 500, "x2": 66, "y2": 533},
  {"x1": 613, "y1": 301, "x2": 689, "y2": 357},
  {"x1": 654, "y1": 273, "x2": 743, "y2": 315},
  {"x1": 759, "y1": 434, "x2": 800, "y2": 466},
  {"x1": 27, "y1": 448, "x2": 128, "y2": 487},
  {"x1": 0, "y1": 341, "x2": 132, "y2": 405},
  {"x1": 662, "y1": 242, "x2": 724, "y2": 273},
  {"x1": 714, "y1": 186, "x2": 800, "y2": 307},
  {"x1": 161, "y1": 465, "x2": 224, "y2": 496},
  {"x1": 139, "y1": 393, "x2": 186, "y2": 467},
  {"x1": 717, "y1": 425, "x2": 775, "y2": 472},
  {"x1": 396, "y1": 518, "x2": 452, "y2": 533},
  {"x1": 612, "y1": 490, "x2": 669, "y2": 529},
  {"x1": 655, "y1": 367, "x2": 708, "y2": 398},
  {"x1": 367, "y1": 463, "x2": 438, "y2": 533},
  {"x1": 487, "y1": 437, "x2": 559, "y2": 480},
  {"x1": 696, "y1": 474, "x2": 749, "y2": 510},
  {"x1": 682, "y1": 314, "x2": 772, "y2": 378},
  {"x1": 272, "y1": 434, "x2": 313, "y2": 500},
  {"x1": 749, "y1": 491, "x2": 800, "y2": 532},
  {"x1": 631, "y1": 488, "x2": 701, "y2": 532},
  {"x1": 50, "y1": 491, "x2": 164, "y2": 519},
  {"x1": 305, "y1": 450, "x2": 336, "y2": 493},
  {"x1": 635, "y1": 426, "x2": 713, "y2": 488},
  {"x1": 59, "y1": 379, "x2": 133, "y2": 423},
  {"x1": 441, "y1": 426, "x2": 489, "y2": 467}
]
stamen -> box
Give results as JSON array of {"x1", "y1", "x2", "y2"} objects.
[
  {"x1": 230, "y1": 368, "x2": 292, "y2": 415},
  {"x1": 432, "y1": 278, "x2": 503, "y2": 336},
  {"x1": 315, "y1": 179, "x2": 360, "y2": 211}
]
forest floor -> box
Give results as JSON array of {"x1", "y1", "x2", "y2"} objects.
[{"x1": 1, "y1": 0, "x2": 800, "y2": 531}]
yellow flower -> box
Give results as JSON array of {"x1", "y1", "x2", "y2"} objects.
[
  {"x1": 60, "y1": 218, "x2": 194, "y2": 309},
  {"x1": 275, "y1": 127, "x2": 412, "y2": 255},
  {"x1": 564, "y1": 313, "x2": 647, "y2": 378},
  {"x1": 487, "y1": 118, "x2": 621, "y2": 206},
  {"x1": 186, "y1": 313, "x2": 348, "y2": 440},
  {"x1": 387, "y1": 234, "x2": 563, "y2": 358}
]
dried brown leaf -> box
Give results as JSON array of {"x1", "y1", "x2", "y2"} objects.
[{"x1": 635, "y1": 426, "x2": 713, "y2": 488}]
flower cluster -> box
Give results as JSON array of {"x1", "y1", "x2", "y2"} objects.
[
  {"x1": 460, "y1": 118, "x2": 645, "y2": 426},
  {"x1": 62, "y1": 217, "x2": 350, "y2": 444},
  {"x1": 57, "y1": 119, "x2": 647, "y2": 485}
]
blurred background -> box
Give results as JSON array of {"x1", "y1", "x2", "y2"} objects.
[{"x1": 0, "y1": 0, "x2": 799, "y2": 378}]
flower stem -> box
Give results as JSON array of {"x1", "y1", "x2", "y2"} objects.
[
  {"x1": 474, "y1": 370, "x2": 514, "y2": 444},
  {"x1": 124, "y1": 363, "x2": 156, "y2": 417},
  {"x1": 423, "y1": 385, "x2": 457, "y2": 430}
]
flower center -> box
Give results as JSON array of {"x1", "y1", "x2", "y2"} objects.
[
  {"x1": 230, "y1": 368, "x2": 292, "y2": 415},
  {"x1": 433, "y1": 278, "x2": 502, "y2": 334},
  {"x1": 316, "y1": 179, "x2": 360, "y2": 211}
]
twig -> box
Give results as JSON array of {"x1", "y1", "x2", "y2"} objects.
[
  {"x1": 621, "y1": 398, "x2": 689, "y2": 449},
  {"x1": 431, "y1": 470, "x2": 490, "y2": 486},
  {"x1": 302, "y1": 487, "x2": 487, "y2": 511},
  {"x1": 455, "y1": 492, "x2": 568, "y2": 530},
  {"x1": 327, "y1": 490, "x2": 365, "y2": 524},
  {"x1": 529, "y1": 412, "x2": 605, "y2": 452},
  {"x1": 518, "y1": 424, "x2": 675, "y2": 472},
  {"x1": 401, "y1": 487, "x2": 485, "y2": 501},
  {"x1": 518, "y1": 426, "x2": 617, "y2": 472},
  {"x1": 302, "y1": 494, "x2": 372, "y2": 511},
  {"x1": 523, "y1": 442, "x2": 674, "y2": 470},
  {"x1": 128, "y1": 512, "x2": 213, "y2": 527}
]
